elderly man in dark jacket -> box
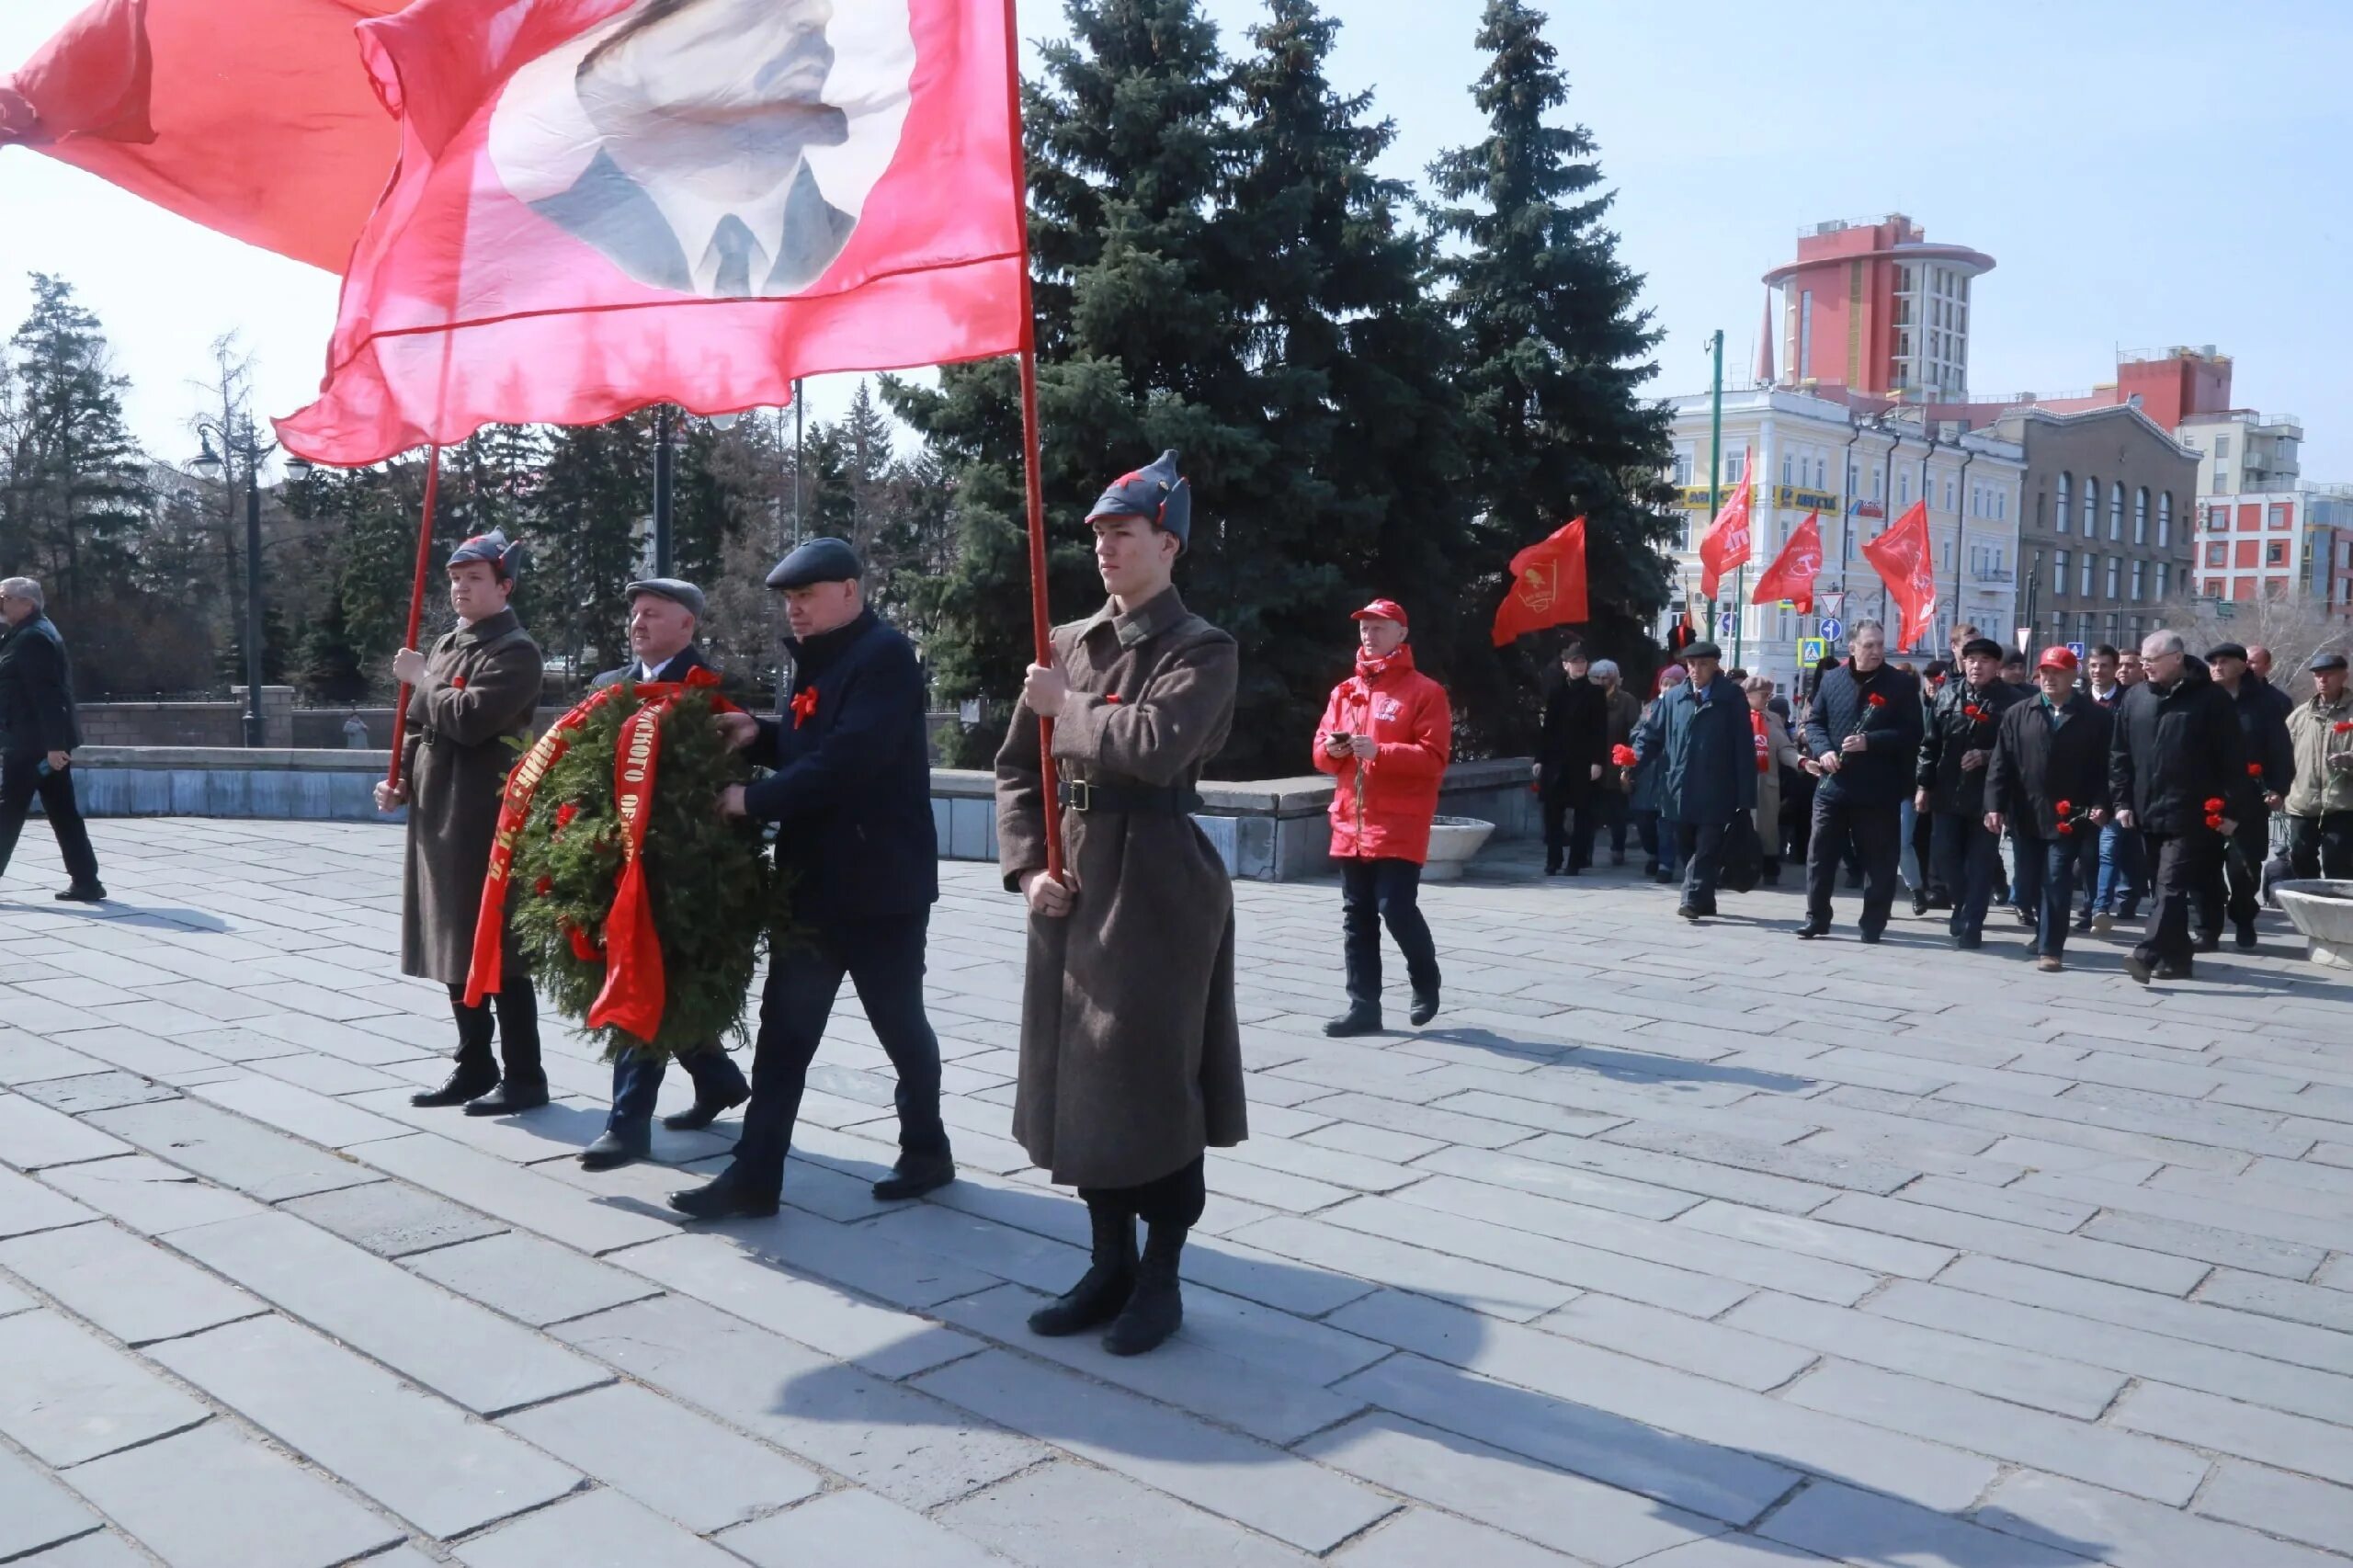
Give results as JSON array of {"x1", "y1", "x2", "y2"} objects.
[
  {"x1": 1798, "y1": 620, "x2": 1924, "y2": 942},
  {"x1": 1538, "y1": 643, "x2": 1611, "y2": 875},
  {"x1": 1986, "y1": 646, "x2": 2111, "y2": 972},
  {"x1": 1631, "y1": 641, "x2": 1755, "y2": 921},
  {"x1": 1917, "y1": 636, "x2": 2021, "y2": 949},
  {"x1": 0, "y1": 578, "x2": 103, "y2": 901},
  {"x1": 670, "y1": 538, "x2": 953, "y2": 1220},
  {"x1": 2199, "y1": 642, "x2": 2295, "y2": 950},
  {"x1": 576, "y1": 578, "x2": 752, "y2": 1171},
  {"x1": 2110, "y1": 631, "x2": 2252, "y2": 983}
]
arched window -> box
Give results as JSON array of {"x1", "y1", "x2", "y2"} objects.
[
  {"x1": 2134, "y1": 488, "x2": 2149, "y2": 545},
  {"x1": 2084, "y1": 478, "x2": 2099, "y2": 536},
  {"x1": 2056, "y1": 472, "x2": 2072, "y2": 534},
  {"x1": 2158, "y1": 492, "x2": 2172, "y2": 548},
  {"x1": 2110, "y1": 484, "x2": 2125, "y2": 540}
]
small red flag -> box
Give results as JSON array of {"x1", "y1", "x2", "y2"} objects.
[
  {"x1": 1750, "y1": 509, "x2": 1824, "y2": 615},
  {"x1": 1492, "y1": 517, "x2": 1590, "y2": 647},
  {"x1": 1697, "y1": 460, "x2": 1754, "y2": 601},
  {"x1": 1860, "y1": 499, "x2": 1938, "y2": 653}
]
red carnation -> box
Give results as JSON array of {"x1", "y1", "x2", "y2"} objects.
[
  {"x1": 2056, "y1": 822, "x2": 2075, "y2": 836},
  {"x1": 1611, "y1": 744, "x2": 1638, "y2": 767},
  {"x1": 1964, "y1": 705, "x2": 1984, "y2": 722},
  {"x1": 2336, "y1": 722, "x2": 2353, "y2": 734},
  {"x1": 2203, "y1": 797, "x2": 2224, "y2": 813},
  {"x1": 533, "y1": 876, "x2": 552, "y2": 897},
  {"x1": 554, "y1": 802, "x2": 578, "y2": 829},
  {"x1": 563, "y1": 923, "x2": 600, "y2": 964},
  {"x1": 2246, "y1": 762, "x2": 2263, "y2": 777},
  {"x1": 1868, "y1": 694, "x2": 1888, "y2": 709},
  {"x1": 2054, "y1": 800, "x2": 2072, "y2": 815},
  {"x1": 1104, "y1": 694, "x2": 1123, "y2": 705},
  {"x1": 449, "y1": 675, "x2": 468, "y2": 690},
  {"x1": 791, "y1": 687, "x2": 820, "y2": 729},
  {"x1": 2204, "y1": 813, "x2": 2225, "y2": 831}
]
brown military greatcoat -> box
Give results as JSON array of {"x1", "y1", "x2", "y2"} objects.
[
  {"x1": 995, "y1": 585, "x2": 1247, "y2": 1188},
  {"x1": 398, "y1": 608, "x2": 543, "y2": 984}
]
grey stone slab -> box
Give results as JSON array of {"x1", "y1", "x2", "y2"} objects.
[
  {"x1": 1334, "y1": 1508, "x2": 1583, "y2": 1568},
  {"x1": 1415, "y1": 1143, "x2": 1703, "y2": 1220},
  {"x1": 0, "y1": 1309, "x2": 210, "y2": 1466},
  {"x1": 1758, "y1": 1478, "x2": 2096, "y2": 1568},
  {"x1": 452, "y1": 1488, "x2": 737, "y2": 1568},
  {"x1": 2195, "y1": 1460, "x2": 2353, "y2": 1555},
  {"x1": 408, "y1": 1232, "x2": 659, "y2": 1326},
  {"x1": 15, "y1": 1071, "x2": 178, "y2": 1114},
  {"x1": 0, "y1": 1270, "x2": 28, "y2": 1315},
  {"x1": 1301, "y1": 1119, "x2": 1444, "y2": 1164},
  {"x1": 1472, "y1": 1127, "x2": 1836, "y2": 1213},
  {"x1": 35, "y1": 1153, "x2": 267, "y2": 1235},
  {"x1": 2114, "y1": 1381, "x2": 2353, "y2": 1487},
  {"x1": 1784, "y1": 1360, "x2": 2205, "y2": 1504},
  {"x1": 1671, "y1": 1197, "x2": 1958, "y2": 1279},
  {"x1": 1534, "y1": 1293, "x2": 1816, "y2": 1392},
  {"x1": 913, "y1": 1348, "x2": 1396, "y2": 1553},
  {"x1": 1602, "y1": 1123, "x2": 1922, "y2": 1196},
  {"x1": 2080, "y1": 1208, "x2": 2328, "y2": 1279},
  {"x1": 63, "y1": 1420, "x2": 404, "y2": 1568},
  {"x1": 42, "y1": 1025, "x2": 223, "y2": 1080},
  {"x1": 724, "y1": 1488, "x2": 1018, "y2": 1568},
  {"x1": 1881, "y1": 1173, "x2": 2100, "y2": 1232},
  {"x1": 939, "y1": 1460, "x2": 1310, "y2": 1568},
  {"x1": 1721, "y1": 1292, "x2": 2125, "y2": 1420},
  {"x1": 188, "y1": 1074, "x2": 410, "y2": 1149},
  {"x1": 499, "y1": 1383, "x2": 818, "y2": 1534},
  {"x1": 1807, "y1": 1192, "x2": 2211, "y2": 1295},
  {"x1": 1974, "y1": 1469, "x2": 2343, "y2": 1568},
  {"x1": 0, "y1": 1165, "x2": 95, "y2": 1239},
  {"x1": 552, "y1": 1294, "x2": 1040, "y2": 1511},
  {"x1": 1227, "y1": 1210, "x2": 1584, "y2": 1322},
  {"x1": 1299, "y1": 1412, "x2": 1719, "y2": 1566},
  {"x1": 167, "y1": 1210, "x2": 606, "y2": 1415},
  {"x1": 0, "y1": 1219, "x2": 262, "y2": 1346},
  {"x1": 2197, "y1": 1271, "x2": 2353, "y2": 1335},
  {"x1": 347, "y1": 1131, "x2": 676, "y2": 1255},
  {"x1": 245, "y1": 1051, "x2": 413, "y2": 1095},
  {"x1": 0, "y1": 1092, "x2": 131, "y2": 1170},
  {"x1": 83, "y1": 1097, "x2": 378, "y2": 1202},
  {"x1": 1293, "y1": 1089, "x2": 1538, "y2": 1151},
  {"x1": 149, "y1": 1314, "x2": 581, "y2": 1541},
  {"x1": 5, "y1": 1529, "x2": 148, "y2": 1567},
  {"x1": 278, "y1": 1178, "x2": 506, "y2": 1258},
  {"x1": 0, "y1": 1033, "x2": 109, "y2": 1085},
  {"x1": 0, "y1": 1442, "x2": 100, "y2": 1560},
  {"x1": 2023, "y1": 1167, "x2": 2353, "y2": 1254},
  {"x1": 1633, "y1": 1538, "x2": 1833, "y2": 1566}
]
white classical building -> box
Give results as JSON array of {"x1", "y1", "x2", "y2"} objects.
[{"x1": 1663, "y1": 388, "x2": 2027, "y2": 691}]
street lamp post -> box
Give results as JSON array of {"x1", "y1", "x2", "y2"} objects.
[{"x1": 192, "y1": 426, "x2": 309, "y2": 746}]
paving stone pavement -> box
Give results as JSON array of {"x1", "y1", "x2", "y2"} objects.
[{"x1": 2, "y1": 816, "x2": 2352, "y2": 1565}]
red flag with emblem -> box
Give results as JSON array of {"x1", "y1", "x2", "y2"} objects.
[
  {"x1": 1749, "y1": 508, "x2": 1824, "y2": 614},
  {"x1": 1696, "y1": 459, "x2": 1754, "y2": 601},
  {"x1": 1491, "y1": 517, "x2": 1589, "y2": 646},
  {"x1": 1861, "y1": 498, "x2": 1938, "y2": 653}
]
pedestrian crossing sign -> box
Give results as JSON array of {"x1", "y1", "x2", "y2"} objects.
[{"x1": 1799, "y1": 636, "x2": 1827, "y2": 665}]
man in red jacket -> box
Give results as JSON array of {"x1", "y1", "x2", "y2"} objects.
[{"x1": 1313, "y1": 599, "x2": 1450, "y2": 1037}]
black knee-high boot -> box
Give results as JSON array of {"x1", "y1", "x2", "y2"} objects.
[
  {"x1": 1103, "y1": 1220, "x2": 1186, "y2": 1357},
  {"x1": 413, "y1": 986, "x2": 501, "y2": 1108},
  {"x1": 1027, "y1": 1199, "x2": 1137, "y2": 1336}
]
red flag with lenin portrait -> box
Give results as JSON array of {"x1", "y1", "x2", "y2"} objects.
[
  {"x1": 1696, "y1": 460, "x2": 1754, "y2": 601},
  {"x1": 275, "y1": 0, "x2": 1026, "y2": 462},
  {"x1": 1861, "y1": 499, "x2": 1938, "y2": 653},
  {"x1": 1491, "y1": 517, "x2": 1590, "y2": 646}
]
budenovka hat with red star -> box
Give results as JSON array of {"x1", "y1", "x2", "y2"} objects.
[{"x1": 1086, "y1": 449, "x2": 1192, "y2": 549}]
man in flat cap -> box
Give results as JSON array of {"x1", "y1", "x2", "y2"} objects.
[
  {"x1": 1916, "y1": 636, "x2": 2020, "y2": 949},
  {"x1": 378, "y1": 531, "x2": 551, "y2": 1112},
  {"x1": 1631, "y1": 639, "x2": 1754, "y2": 921},
  {"x1": 998, "y1": 449, "x2": 1246, "y2": 1358},
  {"x1": 0, "y1": 577, "x2": 104, "y2": 902},
  {"x1": 668, "y1": 536, "x2": 954, "y2": 1219},
  {"x1": 577, "y1": 577, "x2": 752, "y2": 1170},
  {"x1": 2198, "y1": 641, "x2": 2294, "y2": 950},
  {"x1": 2284, "y1": 648, "x2": 2353, "y2": 880}
]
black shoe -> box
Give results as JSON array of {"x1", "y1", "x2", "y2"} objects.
[
  {"x1": 2117, "y1": 901, "x2": 2141, "y2": 922},
  {"x1": 464, "y1": 1078, "x2": 551, "y2": 1116},
  {"x1": 578, "y1": 1131, "x2": 648, "y2": 1172},
  {"x1": 1654, "y1": 869, "x2": 1677, "y2": 885},
  {"x1": 1911, "y1": 891, "x2": 1930, "y2": 917},
  {"x1": 1611, "y1": 850, "x2": 1627, "y2": 867},
  {"x1": 1029, "y1": 1203, "x2": 1136, "y2": 1337},
  {"x1": 1323, "y1": 1005, "x2": 1382, "y2": 1039},
  {"x1": 2014, "y1": 905, "x2": 2036, "y2": 928},
  {"x1": 2072, "y1": 916, "x2": 2094, "y2": 935},
  {"x1": 668, "y1": 1167, "x2": 780, "y2": 1221},
  {"x1": 1642, "y1": 861, "x2": 1660, "y2": 878},
  {"x1": 411, "y1": 1063, "x2": 499, "y2": 1108},
  {"x1": 1409, "y1": 990, "x2": 1439, "y2": 1028},
  {"x1": 872, "y1": 1150, "x2": 956, "y2": 1202},
  {"x1": 1859, "y1": 925, "x2": 1884, "y2": 945},
  {"x1": 1103, "y1": 1225, "x2": 1186, "y2": 1357},
  {"x1": 1953, "y1": 933, "x2": 1983, "y2": 950},
  {"x1": 1794, "y1": 918, "x2": 1830, "y2": 939},
  {"x1": 2195, "y1": 932, "x2": 2221, "y2": 954},
  {"x1": 2234, "y1": 922, "x2": 2257, "y2": 951},
  {"x1": 663, "y1": 1083, "x2": 750, "y2": 1131},
  {"x1": 1543, "y1": 859, "x2": 1562, "y2": 876},
  {"x1": 2154, "y1": 960, "x2": 2194, "y2": 981},
  {"x1": 57, "y1": 881, "x2": 108, "y2": 903},
  {"x1": 1759, "y1": 869, "x2": 1781, "y2": 887},
  {"x1": 2124, "y1": 952, "x2": 2154, "y2": 985},
  {"x1": 1677, "y1": 904, "x2": 1703, "y2": 922}
]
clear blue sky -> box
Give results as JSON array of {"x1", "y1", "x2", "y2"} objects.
[{"x1": 5, "y1": 0, "x2": 2348, "y2": 476}]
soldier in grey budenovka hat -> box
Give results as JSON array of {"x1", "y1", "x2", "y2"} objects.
[{"x1": 379, "y1": 529, "x2": 549, "y2": 1116}]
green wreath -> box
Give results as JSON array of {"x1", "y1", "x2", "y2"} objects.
[{"x1": 506, "y1": 685, "x2": 783, "y2": 1060}]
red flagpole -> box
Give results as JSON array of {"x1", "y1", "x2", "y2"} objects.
[
  {"x1": 384, "y1": 445, "x2": 442, "y2": 795},
  {"x1": 1002, "y1": 0, "x2": 1063, "y2": 879}
]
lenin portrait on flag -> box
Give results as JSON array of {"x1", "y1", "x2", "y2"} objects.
[{"x1": 488, "y1": 0, "x2": 916, "y2": 300}]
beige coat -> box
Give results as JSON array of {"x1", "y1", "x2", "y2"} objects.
[
  {"x1": 399, "y1": 608, "x2": 543, "y2": 984},
  {"x1": 995, "y1": 586, "x2": 1247, "y2": 1188},
  {"x1": 2286, "y1": 688, "x2": 2353, "y2": 820},
  {"x1": 1751, "y1": 706, "x2": 1802, "y2": 846}
]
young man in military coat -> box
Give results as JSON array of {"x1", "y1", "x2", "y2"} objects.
[
  {"x1": 376, "y1": 531, "x2": 549, "y2": 1113},
  {"x1": 997, "y1": 449, "x2": 1247, "y2": 1358}
]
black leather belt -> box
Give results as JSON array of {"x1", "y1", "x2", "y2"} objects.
[{"x1": 1058, "y1": 779, "x2": 1202, "y2": 815}]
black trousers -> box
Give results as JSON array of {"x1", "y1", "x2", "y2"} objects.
[
  {"x1": 1341, "y1": 858, "x2": 1439, "y2": 1006},
  {"x1": 607, "y1": 1044, "x2": 750, "y2": 1139},
  {"x1": 2196, "y1": 809, "x2": 2268, "y2": 937},
  {"x1": 1080, "y1": 1154, "x2": 1206, "y2": 1231},
  {"x1": 1542, "y1": 781, "x2": 1598, "y2": 870},
  {"x1": 2288, "y1": 812, "x2": 2353, "y2": 880},
  {"x1": 1591, "y1": 790, "x2": 1630, "y2": 856},
  {"x1": 728, "y1": 911, "x2": 949, "y2": 1194},
  {"x1": 2013, "y1": 832, "x2": 2084, "y2": 960},
  {"x1": 446, "y1": 977, "x2": 541, "y2": 1081},
  {"x1": 2138, "y1": 831, "x2": 2220, "y2": 969},
  {"x1": 1931, "y1": 812, "x2": 2002, "y2": 938},
  {"x1": 1677, "y1": 820, "x2": 1729, "y2": 911},
  {"x1": 1911, "y1": 805, "x2": 1941, "y2": 901},
  {"x1": 0, "y1": 754, "x2": 100, "y2": 884},
  {"x1": 1806, "y1": 797, "x2": 1901, "y2": 932}
]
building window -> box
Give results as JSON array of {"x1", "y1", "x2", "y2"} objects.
[
  {"x1": 2215, "y1": 435, "x2": 2232, "y2": 460},
  {"x1": 1900, "y1": 472, "x2": 1911, "y2": 506},
  {"x1": 2131, "y1": 561, "x2": 2145, "y2": 601},
  {"x1": 2206, "y1": 540, "x2": 2227, "y2": 566},
  {"x1": 2055, "y1": 472, "x2": 2071, "y2": 534},
  {"x1": 2134, "y1": 488, "x2": 2149, "y2": 544},
  {"x1": 2053, "y1": 549, "x2": 2070, "y2": 597},
  {"x1": 2155, "y1": 562, "x2": 2169, "y2": 600},
  {"x1": 2084, "y1": 478, "x2": 2099, "y2": 536},
  {"x1": 2109, "y1": 485, "x2": 2124, "y2": 540},
  {"x1": 1783, "y1": 454, "x2": 1794, "y2": 486},
  {"x1": 2106, "y1": 558, "x2": 2120, "y2": 597},
  {"x1": 2269, "y1": 503, "x2": 2291, "y2": 530},
  {"x1": 2266, "y1": 540, "x2": 2286, "y2": 565},
  {"x1": 1798, "y1": 290, "x2": 1813, "y2": 380},
  {"x1": 1725, "y1": 451, "x2": 1745, "y2": 483},
  {"x1": 1944, "y1": 479, "x2": 1956, "y2": 511},
  {"x1": 1815, "y1": 458, "x2": 1827, "y2": 488},
  {"x1": 2158, "y1": 492, "x2": 2172, "y2": 548},
  {"x1": 2081, "y1": 552, "x2": 2096, "y2": 597},
  {"x1": 1673, "y1": 450, "x2": 1692, "y2": 486}
]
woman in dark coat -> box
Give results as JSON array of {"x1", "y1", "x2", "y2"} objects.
[{"x1": 1537, "y1": 645, "x2": 1610, "y2": 875}]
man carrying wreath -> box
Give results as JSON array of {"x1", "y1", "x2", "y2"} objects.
[{"x1": 1984, "y1": 646, "x2": 2111, "y2": 973}]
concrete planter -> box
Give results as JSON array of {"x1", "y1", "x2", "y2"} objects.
[
  {"x1": 2275, "y1": 880, "x2": 2353, "y2": 969},
  {"x1": 1422, "y1": 816, "x2": 1497, "y2": 882}
]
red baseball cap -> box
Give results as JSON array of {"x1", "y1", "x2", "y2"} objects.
[
  {"x1": 1352, "y1": 598, "x2": 1408, "y2": 628},
  {"x1": 2035, "y1": 645, "x2": 2079, "y2": 672}
]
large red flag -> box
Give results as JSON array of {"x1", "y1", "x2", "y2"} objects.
[
  {"x1": 2, "y1": 0, "x2": 404, "y2": 273},
  {"x1": 1491, "y1": 517, "x2": 1589, "y2": 646},
  {"x1": 1750, "y1": 508, "x2": 1824, "y2": 615},
  {"x1": 1860, "y1": 498, "x2": 1937, "y2": 652},
  {"x1": 275, "y1": 0, "x2": 1026, "y2": 463},
  {"x1": 1696, "y1": 460, "x2": 1754, "y2": 601}
]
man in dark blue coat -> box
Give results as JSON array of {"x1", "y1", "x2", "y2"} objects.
[
  {"x1": 1631, "y1": 642, "x2": 1755, "y2": 921},
  {"x1": 1797, "y1": 620, "x2": 1924, "y2": 942},
  {"x1": 668, "y1": 538, "x2": 952, "y2": 1219},
  {"x1": 577, "y1": 579, "x2": 752, "y2": 1171},
  {"x1": 1916, "y1": 636, "x2": 2021, "y2": 949},
  {"x1": 0, "y1": 577, "x2": 102, "y2": 901},
  {"x1": 2111, "y1": 631, "x2": 2252, "y2": 983}
]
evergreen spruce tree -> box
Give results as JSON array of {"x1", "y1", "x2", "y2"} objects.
[
  {"x1": 837, "y1": 381, "x2": 895, "y2": 557},
  {"x1": 1, "y1": 275, "x2": 148, "y2": 611},
  {"x1": 536, "y1": 415, "x2": 654, "y2": 678},
  {"x1": 285, "y1": 460, "x2": 418, "y2": 697},
  {"x1": 1430, "y1": 0, "x2": 1678, "y2": 750}
]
